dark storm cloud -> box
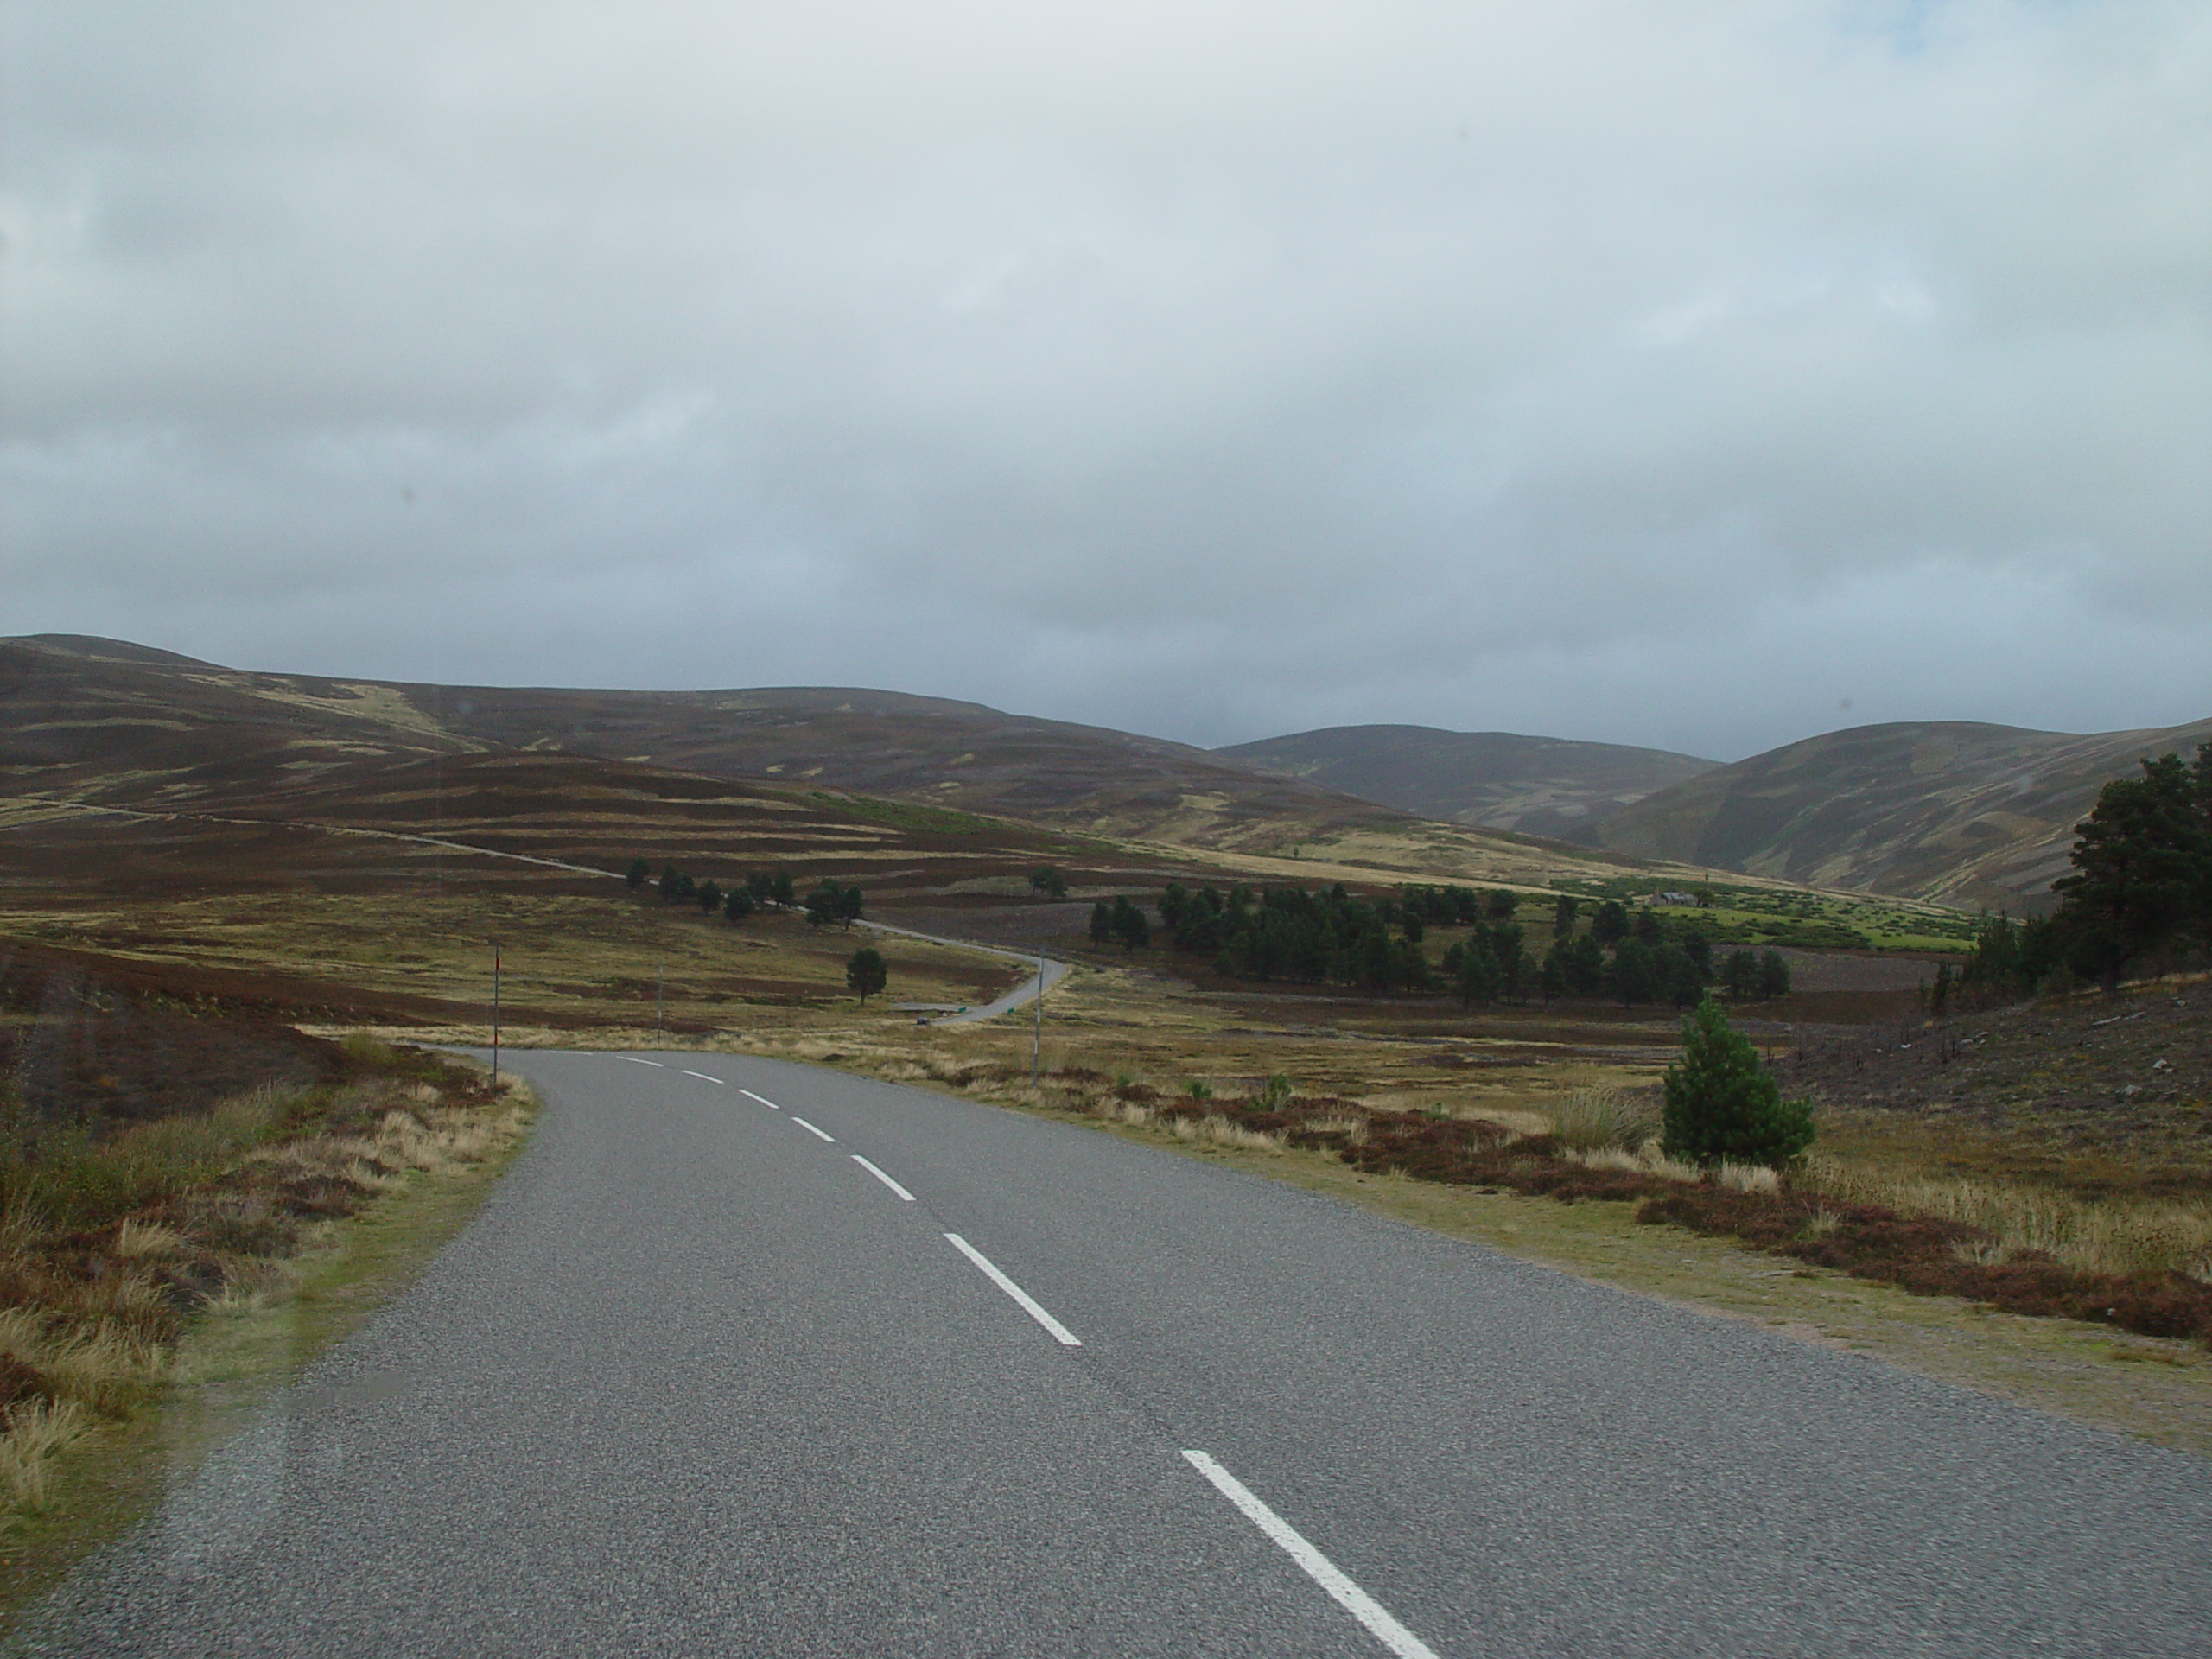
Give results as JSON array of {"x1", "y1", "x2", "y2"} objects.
[{"x1": 3, "y1": 1, "x2": 2207, "y2": 758}]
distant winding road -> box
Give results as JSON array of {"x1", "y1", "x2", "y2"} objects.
[{"x1": 19, "y1": 1053, "x2": 2211, "y2": 1656}]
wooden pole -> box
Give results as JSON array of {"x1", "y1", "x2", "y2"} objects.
[
  {"x1": 491, "y1": 943, "x2": 502, "y2": 1084},
  {"x1": 1031, "y1": 954, "x2": 1045, "y2": 1086}
]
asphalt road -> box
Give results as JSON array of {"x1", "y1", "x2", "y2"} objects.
[{"x1": 20, "y1": 1052, "x2": 2211, "y2": 1656}]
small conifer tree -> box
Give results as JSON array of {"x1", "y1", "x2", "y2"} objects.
[
  {"x1": 846, "y1": 946, "x2": 888, "y2": 1003},
  {"x1": 626, "y1": 857, "x2": 651, "y2": 889},
  {"x1": 1757, "y1": 950, "x2": 1792, "y2": 999},
  {"x1": 1661, "y1": 996, "x2": 1815, "y2": 1168}
]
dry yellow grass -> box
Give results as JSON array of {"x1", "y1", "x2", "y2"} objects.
[
  {"x1": 0, "y1": 1402, "x2": 91, "y2": 1512},
  {"x1": 1803, "y1": 1154, "x2": 2212, "y2": 1281},
  {"x1": 0, "y1": 1065, "x2": 534, "y2": 1529}
]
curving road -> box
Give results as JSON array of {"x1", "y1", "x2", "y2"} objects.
[
  {"x1": 847, "y1": 917, "x2": 1069, "y2": 1024},
  {"x1": 19, "y1": 1053, "x2": 2211, "y2": 1656}
]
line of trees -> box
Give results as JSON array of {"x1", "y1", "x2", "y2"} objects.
[
  {"x1": 1117, "y1": 881, "x2": 1791, "y2": 1008},
  {"x1": 624, "y1": 860, "x2": 856, "y2": 928},
  {"x1": 1955, "y1": 741, "x2": 2212, "y2": 999}
]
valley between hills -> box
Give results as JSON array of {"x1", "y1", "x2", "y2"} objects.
[{"x1": 1, "y1": 627, "x2": 2209, "y2": 1590}]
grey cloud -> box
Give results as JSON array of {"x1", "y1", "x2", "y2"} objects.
[{"x1": 3, "y1": 1, "x2": 2207, "y2": 759}]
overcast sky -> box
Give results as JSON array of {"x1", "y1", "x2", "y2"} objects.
[{"x1": 3, "y1": 2, "x2": 2207, "y2": 760}]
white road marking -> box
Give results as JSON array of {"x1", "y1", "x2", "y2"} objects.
[
  {"x1": 682, "y1": 1070, "x2": 724, "y2": 1084},
  {"x1": 1179, "y1": 1451, "x2": 1440, "y2": 1659},
  {"x1": 617, "y1": 1057, "x2": 664, "y2": 1067},
  {"x1": 740, "y1": 1089, "x2": 779, "y2": 1109},
  {"x1": 790, "y1": 1116, "x2": 836, "y2": 1142},
  {"x1": 851, "y1": 1156, "x2": 916, "y2": 1201},
  {"x1": 942, "y1": 1235, "x2": 1082, "y2": 1346}
]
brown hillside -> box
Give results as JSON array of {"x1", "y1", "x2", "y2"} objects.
[
  {"x1": 1594, "y1": 718, "x2": 2212, "y2": 912},
  {"x1": 0, "y1": 634, "x2": 1412, "y2": 855},
  {"x1": 1217, "y1": 723, "x2": 1715, "y2": 838}
]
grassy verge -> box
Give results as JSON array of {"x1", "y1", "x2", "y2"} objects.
[{"x1": 0, "y1": 1048, "x2": 534, "y2": 1624}]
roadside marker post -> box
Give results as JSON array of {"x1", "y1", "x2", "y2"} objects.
[
  {"x1": 1031, "y1": 953, "x2": 1045, "y2": 1087},
  {"x1": 491, "y1": 943, "x2": 502, "y2": 1084}
]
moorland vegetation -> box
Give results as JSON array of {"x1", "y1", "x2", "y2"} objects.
[{"x1": 0, "y1": 951, "x2": 528, "y2": 1534}]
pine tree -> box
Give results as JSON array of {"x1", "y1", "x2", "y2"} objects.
[
  {"x1": 1927, "y1": 962, "x2": 1955, "y2": 1016},
  {"x1": 1454, "y1": 937, "x2": 1502, "y2": 1007},
  {"x1": 1610, "y1": 938, "x2": 1658, "y2": 1007},
  {"x1": 626, "y1": 857, "x2": 651, "y2": 889},
  {"x1": 1538, "y1": 950, "x2": 1566, "y2": 1003},
  {"x1": 1661, "y1": 996, "x2": 1816, "y2": 1168},
  {"x1": 1719, "y1": 949, "x2": 1759, "y2": 998},
  {"x1": 846, "y1": 946, "x2": 888, "y2": 1003},
  {"x1": 1757, "y1": 950, "x2": 1792, "y2": 999},
  {"x1": 2050, "y1": 747, "x2": 2212, "y2": 983}
]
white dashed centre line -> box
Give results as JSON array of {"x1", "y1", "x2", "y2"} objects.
[
  {"x1": 942, "y1": 1235, "x2": 1082, "y2": 1346},
  {"x1": 790, "y1": 1116, "x2": 836, "y2": 1142},
  {"x1": 1179, "y1": 1451, "x2": 1440, "y2": 1659},
  {"x1": 850, "y1": 1156, "x2": 916, "y2": 1201},
  {"x1": 616, "y1": 1057, "x2": 665, "y2": 1067},
  {"x1": 739, "y1": 1089, "x2": 779, "y2": 1109},
  {"x1": 681, "y1": 1071, "x2": 723, "y2": 1084}
]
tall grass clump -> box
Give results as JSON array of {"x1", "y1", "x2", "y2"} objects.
[{"x1": 1548, "y1": 1089, "x2": 1657, "y2": 1153}]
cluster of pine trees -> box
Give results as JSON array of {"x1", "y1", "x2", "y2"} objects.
[
  {"x1": 1108, "y1": 880, "x2": 1790, "y2": 1007},
  {"x1": 622, "y1": 860, "x2": 854, "y2": 928},
  {"x1": 804, "y1": 880, "x2": 866, "y2": 930},
  {"x1": 1950, "y1": 741, "x2": 2212, "y2": 1001}
]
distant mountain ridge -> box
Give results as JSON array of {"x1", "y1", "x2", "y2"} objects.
[
  {"x1": 22, "y1": 634, "x2": 2181, "y2": 912},
  {"x1": 1593, "y1": 717, "x2": 2212, "y2": 912},
  {"x1": 1216, "y1": 724, "x2": 1718, "y2": 839},
  {"x1": 0, "y1": 634, "x2": 1413, "y2": 856}
]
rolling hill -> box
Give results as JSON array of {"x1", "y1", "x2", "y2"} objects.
[
  {"x1": 1216, "y1": 725, "x2": 1716, "y2": 838},
  {"x1": 0, "y1": 633, "x2": 1411, "y2": 855},
  {"x1": 1592, "y1": 717, "x2": 2212, "y2": 912},
  {"x1": 0, "y1": 634, "x2": 1698, "y2": 899}
]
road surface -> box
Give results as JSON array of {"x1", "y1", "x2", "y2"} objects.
[{"x1": 20, "y1": 1052, "x2": 2210, "y2": 1656}]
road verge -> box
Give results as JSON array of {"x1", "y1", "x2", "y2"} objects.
[{"x1": 0, "y1": 1052, "x2": 535, "y2": 1627}]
